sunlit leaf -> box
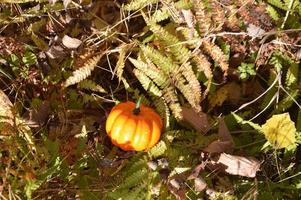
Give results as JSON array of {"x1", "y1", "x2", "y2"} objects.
[{"x1": 262, "y1": 113, "x2": 296, "y2": 149}]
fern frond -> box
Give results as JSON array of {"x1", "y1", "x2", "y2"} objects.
[
  {"x1": 151, "y1": 7, "x2": 171, "y2": 23},
  {"x1": 119, "y1": 169, "x2": 148, "y2": 189},
  {"x1": 266, "y1": 5, "x2": 281, "y2": 21},
  {"x1": 144, "y1": 17, "x2": 191, "y2": 64},
  {"x1": 77, "y1": 80, "x2": 106, "y2": 93},
  {"x1": 129, "y1": 58, "x2": 168, "y2": 88},
  {"x1": 124, "y1": 0, "x2": 159, "y2": 11},
  {"x1": 202, "y1": 40, "x2": 228, "y2": 76},
  {"x1": 174, "y1": 75, "x2": 200, "y2": 111},
  {"x1": 267, "y1": 0, "x2": 287, "y2": 10},
  {"x1": 178, "y1": 62, "x2": 201, "y2": 109},
  {"x1": 153, "y1": 97, "x2": 171, "y2": 129},
  {"x1": 63, "y1": 53, "x2": 104, "y2": 88},
  {"x1": 192, "y1": 51, "x2": 213, "y2": 79},
  {"x1": 123, "y1": 158, "x2": 147, "y2": 178},
  {"x1": 133, "y1": 69, "x2": 162, "y2": 97},
  {"x1": 175, "y1": 0, "x2": 193, "y2": 9},
  {"x1": 148, "y1": 141, "x2": 167, "y2": 158},
  {"x1": 115, "y1": 45, "x2": 127, "y2": 82},
  {"x1": 193, "y1": 0, "x2": 211, "y2": 34},
  {"x1": 140, "y1": 45, "x2": 175, "y2": 73},
  {"x1": 163, "y1": 86, "x2": 182, "y2": 120},
  {"x1": 285, "y1": 62, "x2": 298, "y2": 87},
  {"x1": 81, "y1": 93, "x2": 99, "y2": 104}
]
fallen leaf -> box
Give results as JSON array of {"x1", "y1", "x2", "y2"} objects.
[
  {"x1": 0, "y1": 89, "x2": 14, "y2": 135},
  {"x1": 46, "y1": 45, "x2": 66, "y2": 59},
  {"x1": 217, "y1": 153, "x2": 260, "y2": 178},
  {"x1": 23, "y1": 101, "x2": 50, "y2": 127},
  {"x1": 203, "y1": 118, "x2": 234, "y2": 153},
  {"x1": 247, "y1": 23, "x2": 265, "y2": 39},
  {"x1": 218, "y1": 118, "x2": 234, "y2": 143},
  {"x1": 262, "y1": 113, "x2": 296, "y2": 149},
  {"x1": 194, "y1": 177, "x2": 207, "y2": 192},
  {"x1": 181, "y1": 107, "x2": 210, "y2": 134},
  {"x1": 204, "y1": 141, "x2": 234, "y2": 154},
  {"x1": 0, "y1": 89, "x2": 13, "y2": 120},
  {"x1": 62, "y1": 35, "x2": 82, "y2": 49},
  {"x1": 188, "y1": 163, "x2": 206, "y2": 180}
]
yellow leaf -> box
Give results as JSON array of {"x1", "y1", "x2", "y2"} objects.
[{"x1": 262, "y1": 113, "x2": 296, "y2": 149}]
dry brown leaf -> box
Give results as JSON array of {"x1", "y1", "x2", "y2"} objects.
[
  {"x1": 46, "y1": 45, "x2": 66, "y2": 59},
  {"x1": 188, "y1": 163, "x2": 206, "y2": 180},
  {"x1": 203, "y1": 118, "x2": 234, "y2": 153},
  {"x1": 23, "y1": 101, "x2": 50, "y2": 127},
  {"x1": 181, "y1": 107, "x2": 210, "y2": 134},
  {"x1": 217, "y1": 153, "x2": 260, "y2": 178},
  {"x1": 218, "y1": 118, "x2": 234, "y2": 143},
  {"x1": 62, "y1": 35, "x2": 82, "y2": 49},
  {"x1": 0, "y1": 89, "x2": 14, "y2": 135},
  {"x1": 204, "y1": 141, "x2": 234, "y2": 154},
  {"x1": 194, "y1": 177, "x2": 207, "y2": 192},
  {"x1": 0, "y1": 89, "x2": 13, "y2": 119}
]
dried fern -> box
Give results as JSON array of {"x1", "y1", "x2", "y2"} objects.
[
  {"x1": 202, "y1": 40, "x2": 229, "y2": 76},
  {"x1": 178, "y1": 62, "x2": 201, "y2": 108},
  {"x1": 192, "y1": 51, "x2": 213, "y2": 79},
  {"x1": 63, "y1": 53, "x2": 105, "y2": 88},
  {"x1": 163, "y1": 86, "x2": 182, "y2": 120}
]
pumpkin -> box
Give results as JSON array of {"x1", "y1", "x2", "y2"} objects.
[{"x1": 105, "y1": 100, "x2": 162, "y2": 151}]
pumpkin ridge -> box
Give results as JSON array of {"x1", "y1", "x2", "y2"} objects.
[
  {"x1": 122, "y1": 116, "x2": 138, "y2": 151},
  {"x1": 138, "y1": 118, "x2": 152, "y2": 151},
  {"x1": 145, "y1": 111, "x2": 162, "y2": 149},
  {"x1": 131, "y1": 117, "x2": 142, "y2": 150},
  {"x1": 106, "y1": 109, "x2": 125, "y2": 135},
  {"x1": 110, "y1": 111, "x2": 130, "y2": 146}
]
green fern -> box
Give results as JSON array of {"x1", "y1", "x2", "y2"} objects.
[
  {"x1": 148, "y1": 141, "x2": 167, "y2": 158},
  {"x1": 63, "y1": 53, "x2": 105, "y2": 88},
  {"x1": 151, "y1": 7, "x2": 171, "y2": 23},
  {"x1": 144, "y1": 15, "x2": 191, "y2": 64},
  {"x1": 77, "y1": 80, "x2": 107, "y2": 93},
  {"x1": 119, "y1": 169, "x2": 148, "y2": 189},
  {"x1": 133, "y1": 68, "x2": 163, "y2": 97},
  {"x1": 129, "y1": 58, "x2": 168, "y2": 88},
  {"x1": 140, "y1": 45, "x2": 175, "y2": 74},
  {"x1": 124, "y1": 0, "x2": 159, "y2": 11},
  {"x1": 266, "y1": 5, "x2": 281, "y2": 21},
  {"x1": 267, "y1": 0, "x2": 287, "y2": 10}
]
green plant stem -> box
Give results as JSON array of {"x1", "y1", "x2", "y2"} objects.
[{"x1": 133, "y1": 96, "x2": 143, "y2": 115}]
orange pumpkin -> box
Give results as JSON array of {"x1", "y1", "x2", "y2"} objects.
[{"x1": 105, "y1": 101, "x2": 162, "y2": 151}]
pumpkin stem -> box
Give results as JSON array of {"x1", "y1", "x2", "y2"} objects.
[{"x1": 133, "y1": 96, "x2": 143, "y2": 115}]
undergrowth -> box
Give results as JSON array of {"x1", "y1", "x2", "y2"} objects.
[{"x1": 0, "y1": 0, "x2": 301, "y2": 199}]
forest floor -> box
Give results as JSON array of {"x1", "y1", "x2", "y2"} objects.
[{"x1": 0, "y1": 0, "x2": 301, "y2": 199}]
